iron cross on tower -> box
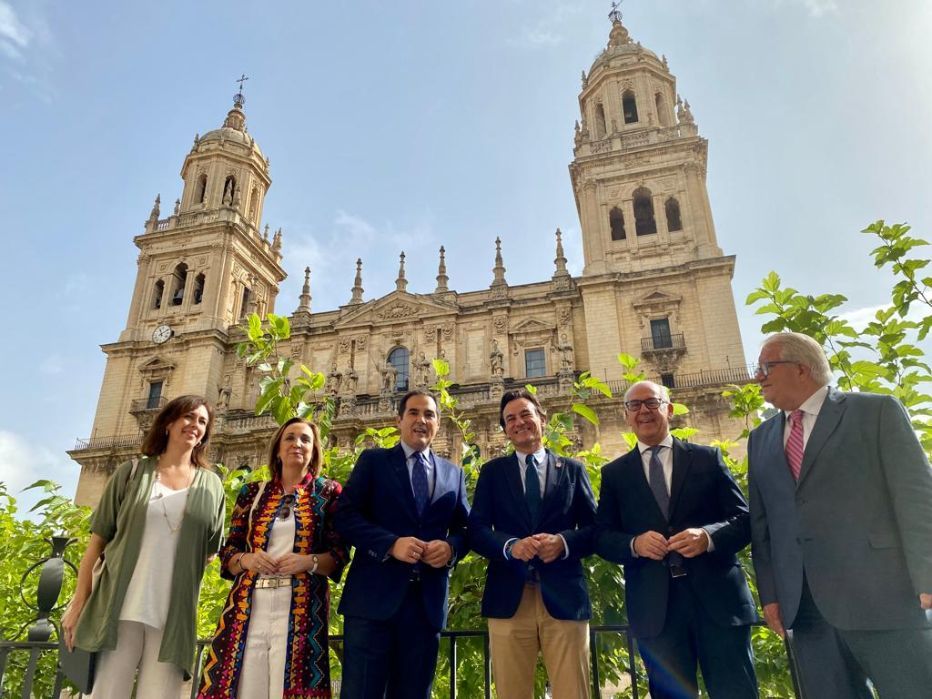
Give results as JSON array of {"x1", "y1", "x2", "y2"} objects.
[
  {"x1": 233, "y1": 73, "x2": 249, "y2": 107},
  {"x1": 609, "y1": 1, "x2": 623, "y2": 22}
]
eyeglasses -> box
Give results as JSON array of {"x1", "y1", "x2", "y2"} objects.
[
  {"x1": 754, "y1": 361, "x2": 797, "y2": 378},
  {"x1": 624, "y1": 398, "x2": 667, "y2": 412},
  {"x1": 279, "y1": 493, "x2": 296, "y2": 520}
]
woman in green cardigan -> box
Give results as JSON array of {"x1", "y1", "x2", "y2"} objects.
[{"x1": 61, "y1": 394, "x2": 226, "y2": 698}]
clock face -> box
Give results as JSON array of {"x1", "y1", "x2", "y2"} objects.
[{"x1": 152, "y1": 325, "x2": 173, "y2": 344}]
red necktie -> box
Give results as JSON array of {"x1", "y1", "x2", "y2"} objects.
[{"x1": 785, "y1": 409, "x2": 805, "y2": 481}]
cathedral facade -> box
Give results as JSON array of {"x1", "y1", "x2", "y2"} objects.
[{"x1": 70, "y1": 16, "x2": 750, "y2": 505}]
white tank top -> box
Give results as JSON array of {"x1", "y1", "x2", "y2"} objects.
[
  {"x1": 258, "y1": 499, "x2": 296, "y2": 577},
  {"x1": 119, "y1": 480, "x2": 189, "y2": 628}
]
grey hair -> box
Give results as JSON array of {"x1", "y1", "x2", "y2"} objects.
[
  {"x1": 624, "y1": 380, "x2": 671, "y2": 403},
  {"x1": 762, "y1": 332, "x2": 833, "y2": 386}
]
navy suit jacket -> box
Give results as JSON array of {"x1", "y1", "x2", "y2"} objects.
[
  {"x1": 335, "y1": 444, "x2": 470, "y2": 631},
  {"x1": 596, "y1": 438, "x2": 757, "y2": 638},
  {"x1": 749, "y1": 388, "x2": 932, "y2": 631},
  {"x1": 468, "y1": 451, "x2": 597, "y2": 621}
]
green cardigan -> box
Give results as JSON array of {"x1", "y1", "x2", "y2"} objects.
[{"x1": 73, "y1": 456, "x2": 226, "y2": 678}]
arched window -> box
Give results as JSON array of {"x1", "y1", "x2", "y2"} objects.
[
  {"x1": 196, "y1": 174, "x2": 208, "y2": 204},
  {"x1": 665, "y1": 197, "x2": 683, "y2": 232},
  {"x1": 388, "y1": 347, "x2": 410, "y2": 392},
  {"x1": 239, "y1": 287, "x2": 251, "y2": 319},
  {"x1": 170, "y1": 263, "x2": 188, "y2": 306},
  {"x1": 595, "y1": 103, "x2": 607, "y2": 138},
  {"x1": 609, "y1": 206, "x2": 626, "y2": 240},
  {"x1": 655, "y1": 93, "x2": 669, "y2": 127},
  {"x1": 633, "y1": 188, "x2": 657, "y2": 236},
  {"x1": 222, "y1": 175, "x2": 236, "y2": 205},
  {"x1": 152, "y1": 279, "x2": 165, "y2": 310},
  {"x1": 623, "y1": 90, "x2": 639, "y2": 124},
  {"x1": 193, "y1": 273, "x2": 206, "y2": 304}
]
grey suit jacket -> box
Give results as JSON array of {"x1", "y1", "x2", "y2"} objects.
[{"x1": 748, "y1": 387, "x2": 932, "y2": 630}]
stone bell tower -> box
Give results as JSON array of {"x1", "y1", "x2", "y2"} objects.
[
  {"x1": 572, "y1": 8, "x2": 745, "y2": 384},
  {"x1": 71, "y1": 85, "x2": 287, "y2": 504}
]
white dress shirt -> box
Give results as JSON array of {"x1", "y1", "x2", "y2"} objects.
[
  {"x1": 630, "y1": 435, "x2": 714, "y2": 555},
  {"x1": 504, "y1": 449, "x2": 569, "y2": 559},
  {"x1": 400, "y1": 441, "x2": 435, "y2": 499},
  {"x1": 782, "y1": 385, "x2": 829, "y2": 449}
]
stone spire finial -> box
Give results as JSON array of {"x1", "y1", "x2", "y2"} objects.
[
  {"x1": 149, "y1": 194, "x2": 161, "y2": 221},
  {"x1": 395, "y1": 252, "x2": 408, "y2": 292},
  {"x1": 296, "y1": 266, "x2": 312, "y2": 314},
  {"x1": 490, "y1": 237, "x2": 508, "y2": 290},
  {"x1": 173, "y1": 198, "x2": 180, "y2": 216},
  {"x1": 607, "y1": 1, "x2": 631, "y2": 47},
  {"x1": 435, "y1": 246, "x2": 449, "y2": 293},
  {"x1": 272, "y1": 228, "x2": 282, "y2": 253},
  {"x1": 553, "y1": 228, "x2": 570, "y2": 280},
  {"x1": 349, "y1": 258, "x2": 364, "y2": 305},
  {"x1": 677, "y1": 95, "x2": 695, "y2": 125},
  {"x1": 263, "y1": 224, "x2": 270, "y2": 242},
  {"x1": 223, "y1": 76, "x2": 248, "y2": 132}
]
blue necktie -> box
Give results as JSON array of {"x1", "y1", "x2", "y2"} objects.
[
  {"x1": 525, "y1": 454, "x2": 542, "y2": 524},
  {"x1": 412, "y1": 452, "x2": 430, "y2": 516},
  {"x1": 648, "y1": 446, "x2": 670, "y2": 519}
]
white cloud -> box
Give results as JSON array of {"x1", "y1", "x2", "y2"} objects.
[
  {"x1": 838, "y1": 303, "x2": 927, "y2": 331},
  {"x1": 508, "y1": 0, "x2": 584, "y2": 48},
  {"x1": 0, "y1": 429, "x2": 68, "y2": 495},
  {"x1": 800, "y1": 0, "x2": 838, "y2": 17},
  {"x1": 0, "y1": 2, "x2": 31, "y2": 50}
]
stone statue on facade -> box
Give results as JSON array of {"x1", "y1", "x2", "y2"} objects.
[
  {"x1": 343, "y1": 367, "x2": 359, "y2": 395},
  {"x1": 326, "y1": 361, "x2": 342, "y2": 395},
  {"x1": 380, "y1": 361, "x2": 397, "y2": 394},
  {"x1": 490, "y1": 339, "x2": 504, "y2": 378},
  {"x1": 414, "y1": 352, "x2": 432, "y2": 388},
  {"x1": 557, "y1": 333, "x2": 575, "y2": 372},
  {"x1": 222, "y1": 179, "x2": 234, "y2": 206}
]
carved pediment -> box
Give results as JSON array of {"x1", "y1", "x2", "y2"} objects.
[
  {"x1": 335, "y1": 291, "x2": 458, "y2": 330},
  {"x1": 632, "y1": 290, "x2": 682, "y2": 329},
  {"x1": 509, "y1": 318, "x2": 556, "y2": 353},
  {"x1": 138, "y1": 356, "x2": 175, "y2": 378}
]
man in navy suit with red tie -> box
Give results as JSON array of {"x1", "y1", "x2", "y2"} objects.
[
  {"x1": 469, "y1": 388, "x2": 597, "y2": 699},
  {"x1": 335, "y1": 390, "x2": 470, "y2": 699},
  {"x1": 596, "y1": 380, "x2": 758, "y2": 699}
]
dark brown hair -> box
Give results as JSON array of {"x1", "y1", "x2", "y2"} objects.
[
  {"x1": 498, "y1": 388, "x2": 547, "y2": 429},
  {"x1": 141, "y1": 394, "x2": 214, "y2": 468},
  {"x1": 267, "y1": 417, "x2": 324, "y2": 480},
  {"x1": 397, "y1": 389, "x2": 439, "y2": 417}
]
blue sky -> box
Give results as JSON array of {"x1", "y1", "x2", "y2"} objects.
[{"x1": 2, "y1": 0, "x2": 930, "y2": 507}]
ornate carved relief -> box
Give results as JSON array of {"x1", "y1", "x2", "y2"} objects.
[{"x1": 376, "y1": 303, "x2": 417, "y2": 321}]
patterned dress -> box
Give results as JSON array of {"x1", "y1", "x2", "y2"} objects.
[{"x1": 198, "y1": 473, "x2": 348, "y2": 698}]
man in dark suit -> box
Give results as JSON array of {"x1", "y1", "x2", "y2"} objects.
[
  {"x1": 749, "y1": 331, "x2": 932, "y2": 698},
  {"x1": 469, "y1": 388, "x2": 597, "y2": 699},
  {"x1": 596, "y1": 380, "x2": 759, "y2": 699},
  {"x1": 335, "y1": 389, "x2": 470, "y2": 699}
]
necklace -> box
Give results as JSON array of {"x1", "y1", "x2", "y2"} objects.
[{"x1": 154, "y1": 470, "x2": 193, "y2": 534}]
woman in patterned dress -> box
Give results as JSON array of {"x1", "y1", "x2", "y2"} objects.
[{"x1": 198, "y1": 417, "x2": 348, "y2": 698}]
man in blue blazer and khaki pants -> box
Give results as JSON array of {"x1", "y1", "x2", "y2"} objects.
[
  {"x1": 469, "y1": 388, "x2": 597, "y2": 698},
  {"x1": 335, "y1": 389, "x2": 470, "y2": 699},
  {"x1": 596, "y1": 380, "x2": 759, "y2": 698},
  {"x1": 749, "y1": 332, "x2": 932, "y2": 698}
]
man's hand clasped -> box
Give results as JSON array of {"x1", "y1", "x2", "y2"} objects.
[
  {"x1": 634, "y1": 528, "x2": 710, "y2": 560},
  {"x1": 390, "y1": 536, "x2": 452, "y2": 567}
]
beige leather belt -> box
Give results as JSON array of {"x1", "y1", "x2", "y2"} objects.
[{"x1": 253, "y1": 576, "x2": 292, "y2": 589}]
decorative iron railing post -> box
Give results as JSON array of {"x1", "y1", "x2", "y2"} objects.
[{"x1": 448, "y1": 634, "x2": 457, "y2": 698}]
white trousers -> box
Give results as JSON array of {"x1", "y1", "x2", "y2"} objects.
[
  {"x1": 237, "y1": 585, "x2": 292, "y2": 699},
  {"x1": 91, "y1": 620, "x2": 183, "y2": 699}
]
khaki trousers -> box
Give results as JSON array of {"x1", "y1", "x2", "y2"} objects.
[{"x1": 487, "y1": 584, "x2": 590, "y2": 699}]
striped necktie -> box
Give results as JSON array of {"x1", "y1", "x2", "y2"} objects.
[{"x1": 785, "y1": 409, "x2": 805, "y2": 481}]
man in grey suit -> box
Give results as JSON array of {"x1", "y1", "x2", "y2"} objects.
[{"x1": 748, "y1": 331, "x2": 932, "y2": 698}]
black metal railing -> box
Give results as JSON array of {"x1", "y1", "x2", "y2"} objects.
[
  {"x1": 641, "y1": 333, "x2": 686, "y2": 353},
  {"x1": 71, "y1": 434, "x2": 143, "y2": 451}
]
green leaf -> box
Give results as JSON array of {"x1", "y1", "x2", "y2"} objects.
[{"x1": 571, "y1": 403, "x2": 599, "y2": 426}]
